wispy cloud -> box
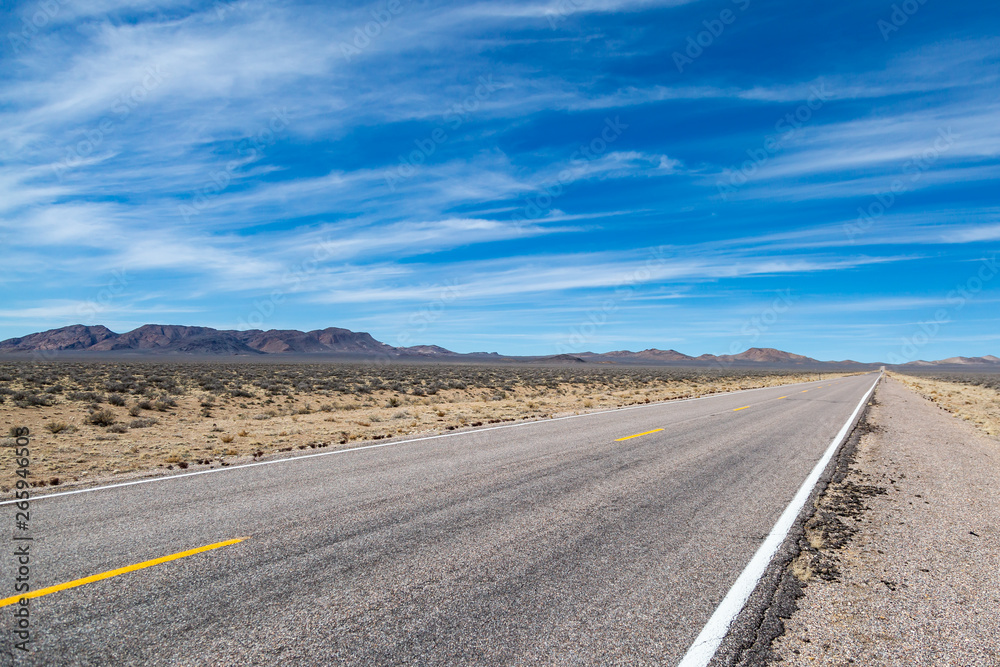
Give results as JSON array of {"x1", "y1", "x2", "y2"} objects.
[{"x1": 1, "y1": 0, "x2": 997, "y2": 359}]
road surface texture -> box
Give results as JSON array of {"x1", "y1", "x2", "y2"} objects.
[
  {"x1": 3, "y1": 374, "x2": 879, "y2": 666},
  {"x1": 770, "y1": 376, "x2": 1000, "y2": 666}
]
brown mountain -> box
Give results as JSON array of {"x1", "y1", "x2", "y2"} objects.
[
  {"x1": 0, "y1": 324, "x2": 393, "y2": 356},
  {"x1": 588, "y1": 348, "x2": 695, "y2": 362},
  {"x1": 232, "y1": 329, "x2": 325, "y2": 354},
  {"x1": 233, "y1": 327, "x2": 395, "y2": 355},
  {"x1": 684, "y1": 348, "x2": 819, "y2": 365},
  {"x1": 715, "y1": 347, "x2": 815, "y2": 364},
  {"x1": 167, "y1": 334, "x2": 264, "y2": 355},
  {"x1": 309, "y1": 327, "x2": 396, "y2": 354},
  {"x1": 88, "y1": 325, "x2": 228, "y2": 351},
  {"x1": 400, "y1": 345, "x2": 459, "y2": 357},
  {"x1": 529, "y1": 354, "x2": 587, "y2": 364},
  {"x1": 903, "y1": 355, "x2": 1000, "y2": 367},
  {"x1": 0, "y1": 324, "x2": 118, "y2": 351},
  {"x1": 938, "y1": 355, "x2": 1000, "y2": 365}
]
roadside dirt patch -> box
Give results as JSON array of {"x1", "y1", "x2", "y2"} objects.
[
  {"x1": 768, "y1": 376, "x2": 1000, "y2": 666},
  {"x1": 790, "y1": 419, "x2": 887, "y2": 585}
]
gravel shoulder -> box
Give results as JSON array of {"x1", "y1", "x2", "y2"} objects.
[{"x1": 769, "y1": 375, "x2": 1000, "y2": 666}]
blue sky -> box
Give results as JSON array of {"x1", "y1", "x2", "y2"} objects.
[{"x1": 1, "y1": 0, "x2": 998, "y2": 362}]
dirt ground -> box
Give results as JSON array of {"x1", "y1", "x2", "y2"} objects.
[
  {"x1": 0, "y1": 362, "x2": 850, "y2": 495},
  {"x1": 889, "y1": 372, "x2": 1000, "y2": 437},
  {"x1": 771, "y1": 376, "x2": 1000, "y2": 666}
]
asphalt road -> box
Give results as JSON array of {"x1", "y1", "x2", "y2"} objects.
[{"x1": 4, "y1": 373, "x2": 878, "y2": 666}]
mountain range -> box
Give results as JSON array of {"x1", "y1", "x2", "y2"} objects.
[
  {"x1": 1, "y1": 324, "x2": 998, "y2": 368},
  {"x1": 0, "y1": 324, "x2": 498, "y2": 359}
]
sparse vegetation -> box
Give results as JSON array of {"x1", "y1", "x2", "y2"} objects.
[
  {"x1": 892, "y1": 371, "x2": 1000, "y2": 437},
  {"x1": 153, "y1": 398, "x2": 175, "y2": 412},
  {"x1": 12, "y1": 392, "x2": 54, "y2": 408},
  {"x1": 85, "y1": 409, "x2": 117, "y2": 427},
  {"x1": 895, "y1": 370, "x2": 1000, "y2": 392},
  {"x1": 0, "y1": 359, "x2": 856, "y2": 493},
  {"x1": 45, "y1": 421, "x2": 73, "y2": 434}
]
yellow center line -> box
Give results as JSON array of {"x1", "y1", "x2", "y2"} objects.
[
  {"x1": 733, "y1": 406, "x2": 749, "y2": 411},
  {"x1": 777, "y1": 396, "x2": 787, "y2": 400},
  {"x1": 0, "y1": 537, "x2": 248, "y2": 609},
  {"x1": 615, "y1": 428, "x2": 664, "y2": 441},
  {"x1": 801, "y1": 390, "x2": 809, "y2": 393}
]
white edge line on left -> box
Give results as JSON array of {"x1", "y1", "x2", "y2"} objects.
[{"x1": 0, "y1": 373, "x2": 873, "y2": 507}]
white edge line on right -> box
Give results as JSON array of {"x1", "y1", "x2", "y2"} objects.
[{"x1": 676, "y1": 371, "x2": 882, "y2": 667}]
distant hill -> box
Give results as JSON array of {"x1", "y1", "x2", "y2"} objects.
[
  {"x1": 0, "y1": 324, "x2": 995, "y2": 369},
  {"x1": 582, "y1": 348, "x2": 695, "y2": 362},
  {"x1": 399, "y1": 345, "x2": 460, "y2": 357},
  {"x1": 715, "y1": 348, "x2": 815, "y2": 364},
  {"x1": 583, "y1": 347, "x2": 840, "y2": 367},
  {"x1": 530, "y1": 354, "x2": 588, "y2": 364},
  {"x1": 900, "y1": 355, "x2": 1000, "y2": 368}
]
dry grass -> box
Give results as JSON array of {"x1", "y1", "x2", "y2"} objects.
[
  {"x1": 0, "y1": 361, "x2": 854, "y2": 493},
  {"x1": 891, "y1": 371, "x2": 1000, "y2": 437}
]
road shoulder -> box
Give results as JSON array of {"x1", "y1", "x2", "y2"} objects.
[{"x1": 767, "y1": 375, "x2": 1000, "y2": 665}]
